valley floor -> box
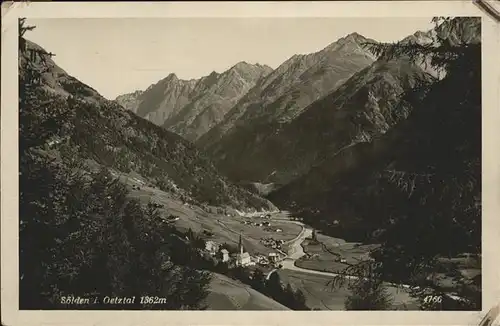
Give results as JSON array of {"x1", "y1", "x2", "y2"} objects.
[
  {"x1": 295, "y1": 233, "x2": 378, "y2": 273},
  {"x1": 267, "y1": 214, "x2": 417, "y2": 310},
  {"x1": 109, "y1": 169, "x2": 474, "y2": 311}
]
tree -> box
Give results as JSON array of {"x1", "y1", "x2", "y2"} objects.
[
  {"x1": 251, "y1": 269, "x2": 266, "y2": 293},
  {"x1": 329, "y1": 261, "x2": 393, "y2": 310},
  {"x1": 344, "y1": 279, "x2": 393, "y2": 310},
  {"x1": 19, "y1": 20, "x2": 82, "y2": 308},
  {"x1": 292, "y1": 289, "x2": 308, "y2": 310},
  {"x1": 372, "y1": 17, "x2": 480, "y2": 310},
  {"x1": 18, "y1": 20, "x2": 212, "y2": 310},
  {"x1": 282, "y1": 284, "x2": 296, "y2": 307},
  {"x1": 220, "y1": 242, "x2": 238, "y2": 254},
  {"x1": 262, "y1": 272, "x2": 310, "y2": 310},
  {"x1": 229, "y1": 266, "x2": 251, "y2": 284},
  {"x1": 265, "y1": 272, "x2": 284, "y2": 302},
  {"x1": 18, "y1": 18, "x2": 35, "y2": 52},
  {"x1": 311, "y1": 229, "x2": 318, "y2": 243}
]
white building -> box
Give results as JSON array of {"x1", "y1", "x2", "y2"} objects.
[
  {"x1": 219, "y1": 249, "x2": 230, "y2": 262},
  {"x1": 234, "y1": 234, "x2": 252, "y2": 267},
  {"x1": 205, "y1": 240, "x2": 219, "y2": 254},
  {"x1": 235, "y1": 252, "x2": 252, "y2": 267},
  {"x1": 268, "y1": 252, "x2": 278, "y2": 263}
]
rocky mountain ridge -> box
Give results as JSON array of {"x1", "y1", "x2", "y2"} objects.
[
  {"x1": 163, "y1": 62, "x2": 273, "y2": 141},
  {"x1": 115, "y1": 62, "x2": 272, "y2": 141},
  {"x1": 115, "y1": 90, "x2": 144, "y2": 113},
  {"x1": 197, "y1": 32, "x2": 378, "y2": 149}
]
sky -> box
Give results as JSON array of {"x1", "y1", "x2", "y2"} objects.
[{"x1": 25, "y1": 18, "x2": 435, "y2": 100}]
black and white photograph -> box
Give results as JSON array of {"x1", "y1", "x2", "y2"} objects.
[{"x1": 2, "y1": 1, "x2": 499, "y2": 325}]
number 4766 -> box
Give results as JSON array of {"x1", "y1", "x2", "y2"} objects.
[{"x1": 424, "y1": 295, "x2": 443, "y2": 304}]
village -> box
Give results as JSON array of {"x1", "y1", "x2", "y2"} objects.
[
  {"x1": 204, "y1": 234, "x2": 284, "y2": 269},
  {"x1": 195, "y1": 211, "x2": 291, "y2": 269}
]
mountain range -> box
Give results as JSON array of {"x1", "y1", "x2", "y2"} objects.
[
  {"x1": 116, "y1": 62, "x2": 273, "y2": 142},
  {"x1": 114, "y1": 18, "x2": 480, "y2": 224},
  {"x1": 112, "y1": 26, "x2": 435, "y2": 189},
  {"x1": 117, "y1": 33, "x2": 377, "y2": 142}
]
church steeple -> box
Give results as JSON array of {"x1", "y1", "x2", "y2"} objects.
[{"x1": 238, "y1": 234, "x2": 243, "y2": 254}]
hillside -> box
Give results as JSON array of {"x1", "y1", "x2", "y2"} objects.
[
  {"x1": 19, "y1": 40, "x2": 104, "y2": 104},
  {"x1": 116, "y1": 62, "x2": 272, "y2": 141},
  {"x1": 198, "y1": 32, "x2": 377, "y2": 150},
  {"x1": 207, "y1": 273, "x2": 290, "y2": 310},
  {"x1": 22, "y1": 39, "x2": 275, "y2": 212},
  {"x1": 20, "y1": 26, "x2": 213, "y2": 309}
]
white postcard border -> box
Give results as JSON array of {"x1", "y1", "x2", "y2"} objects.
[{"x1": 2, "y1": 1, "x2": 499, "y2": 326}]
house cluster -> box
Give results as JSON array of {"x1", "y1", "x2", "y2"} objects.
[
  {"x1": 131, "y1": 185, "x2": 142, "y2": 191},
  {"x1": 334, "y1": 256, "x2": 348, "y2": 264},
  {"x1": 162, "y1": 215, "x2": 180, "y2": 224},
  {"x1": 260, "y1": 237, "x2": 285, "y2": 250},
  {"x1": 242, "y1": 220, "x2": 271, "y2": 227},
  {"x1": 253, "y1": 252, "x2": 281, "y2": 266},
  {"x1": 204, "y1": 235, "x2": 256, "y2": 267},
  {"x1": 203, "y1": 234, "x2": 284, "y2": 268},
  {"x1": 150, "y1": 202, "x2": 165, "y2": 209},
  {"x1": 241, "y1": 219, "x2": 283, "y2": 233}
]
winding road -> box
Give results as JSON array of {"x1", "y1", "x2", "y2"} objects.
[
  {"x1": 265, "y1": 213, "x2": 465, "y2": 303},
  {"x1": 265, "y1": 216, "x2": 359, "y2": 281}
]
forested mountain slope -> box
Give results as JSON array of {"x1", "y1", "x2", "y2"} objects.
[
  {"x1": 21, "y1": 39, "x2": 275, "y2": 211},
  {"x1": 269, "y1": 17, "x2": 481, "y2": 310},
  {"x1": 211, "y1": 56, "x2": 434, "y2": 185}
]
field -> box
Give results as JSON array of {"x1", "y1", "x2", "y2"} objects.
[
  {"x1": 295, "y1": 232, "x2": 379, "y2": 273},
  {"x1": 292, "y1": 232, "x2": 480, "y2": 309},
  {"x1": 222, "y1": 217, "x2": 302, "y2": 242},
  {"x1": 206, "y1": 273, "x2": 289, "y2": 310},
  {"x1": 277, "y1": 269, "x2": 418, "y2": 310}
]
